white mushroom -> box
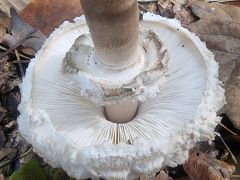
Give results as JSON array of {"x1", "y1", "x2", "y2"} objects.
[{"x1": 18, "y1": 0, "x2": 224, "y2": 179}]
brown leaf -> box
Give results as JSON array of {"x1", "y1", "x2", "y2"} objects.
[
  {"x1": 157, "y1": 0, "x2": 175, "y2": 18},
  {"x1": 140, "y1": 170, "x2": 173, "y2": 180},
  {"x1": 225, "y1": 63, "x2": 240, "y2": 129},
  {"x1": 175, "y1": 7, "x2": 195, "y2": 26},
  {"x1": 187, "y1": 2, "x2": 240, "y2": 120},
  {"x1": 21, "y1": 47, "x2": 36, "y2": 56},
  {"x1": 20, "y1": 0, "x2": 83, "y2": 36},
  {"x1": 184, "y1": 149, "x2": 235, "y2": 180},
  {"x1": 0, "y1": 55, "x2": 20, "y2": 94},
  {"x1": 0, "y1": 0, "x2": 29, "y2": 16},
  {"x1": 0, "y1": 11, "x2": 10, "y2": 28},
  {"x1": 1, "y1": 8, "x2": 46, "y2": 59}
]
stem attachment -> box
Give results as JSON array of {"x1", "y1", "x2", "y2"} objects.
[{"x1": 80, "y1": 0, "x2": 139, "y2": 68}]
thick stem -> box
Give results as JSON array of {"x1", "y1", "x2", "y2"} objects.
[
  {"x1": 105, "y1": 100, "x2": 138, "y2": 123},
  {"x1": 80, "y1": 0, "x2": 139, "y2": 123},
  {"x1": 80, "y1": 0, "x2": 139, "y2": 68}
]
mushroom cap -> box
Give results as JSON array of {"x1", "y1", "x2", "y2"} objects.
[{"x1": 18, "y1": 13, "x2": 224, "y2": 179}]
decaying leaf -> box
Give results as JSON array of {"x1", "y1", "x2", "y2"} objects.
[
  {"x1": 0, "y1": 56, "x2": 20, "y2": 94},
  {"x1": 188, "y1": 1, "x2": 240, "y2": 83},
  {"x1": 225, "y1": 63, "x2": 240, "y2": 129},
  {"x1": 1, "y1": 8, "x2": 46, "y2": 59},
  {"x1": 175, "y1": 7, "x2": 195, "y2": 26},
  {"x1": 140, "y1": 2, "x2": 158, "y2": 12},
  {"x1": 157, "y1": 0, "x2": 175, "y2": 18},
  {"x1": 0, "y1": 11, "x2": 10, "y2": 28},
  {"x1": 184, "y1": 149, "x2": 235, "y2": 180},
  {"x1": 188, "y1": 1, "x2": 240, "y2": 129},
  {"x1": 140, "y1": 170, "x2": 173, "y2": 180},
  {"x1": 20, "y1": 0, "x2": 83, "y2": 36},
  {"x1": 0, "y1": 0, "x2": 29, "y2": 17}
]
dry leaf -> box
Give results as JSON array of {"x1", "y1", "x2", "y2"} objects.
[
  {"x1": 0, "y1": 56, "x2": 20, "y2": 93},
  {"x1": 0, "y1": 0, "x2": 29, "y2": 16},
  {"x1": 158, "y1": 0, "x2": 171, "y2": 9},
  {"x1": 225, "y1": 63, "x2": 240, "y2": 129},
  {"x1": 175, "y1": 7, "x2": 195, "y2": 26},
  {"x1": 187, "y1": 2, "x2": 240, "y2": 129},
  {"x1": 157, "y1": 0, "x2": 175, "y2": 18},
  {"x1": 20, "y1": 0, "x2": 83, "y2": 36},
  {"x1": 0, "y1": 11, "x2": 10, "y2": 28},
  {"x1": 1, "y1": 8, "x2": 46, "y2": 59},
  {"x1": 184, "y1": 149, "x2": 235, "y2": 180},
  {"x1": 140, "y1": 170, "x2": 173, "y2": 180},
  {"x1": 139, "y1": 2, "x2": 158, "y2": 12}
]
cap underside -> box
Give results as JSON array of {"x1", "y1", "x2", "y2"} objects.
[{"x1": 18, "y1": 14, "x2": 224, "y2": 179}]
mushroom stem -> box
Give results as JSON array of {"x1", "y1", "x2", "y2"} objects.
[
  {"x1": 80, "y1": 0, "x2": 140, "y2": 123},
  {"x1": 105, "y1": 100, "x2": 138, "y2": 123},
  {"x1": 80, "y1": 0, "x2": 139, "y2": 68}
]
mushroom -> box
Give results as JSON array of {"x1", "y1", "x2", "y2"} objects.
[{"x1": 18, "y1": 0, "x2": 225, "y2": 179}]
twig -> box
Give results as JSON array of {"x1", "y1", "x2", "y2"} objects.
[
  {"x1": 215, "y1": 132, "x2": 237, "y2": 164},
  {"x1": 0, "y1": 45, "x2": 31, "y2": 60},
  {"x1": 0, "y1": 29, "x2": 38, "y2": 59},
  {"x1": 12, "y1": 60, "x2": 30, "y2": 64},
  {"x1": 0, "y1": 147, "x2": 33, "y2": 169},
  {"x1": 231, "y1": 175, "x2": 240, "y2": 178},
  {"x1": 207, "y1": 0, "x2": 239, "y2": 2},
  {"x1": 15, "y1": 49, "x2": 25, "y2": 78},
  {"x1": 138, "y1": 3, "x2": 149, "y2": 12},
  {"x1": 219, "y1": 123, "x2": 238, "y2": 136}
]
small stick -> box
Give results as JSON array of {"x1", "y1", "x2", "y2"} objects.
[
  {"x1": 12, "y1": 60, "x2": 30, "y2": 64},
  {"x1": 207, "y1": 0, "x2": 239, "y2": 2},
  {"x1": 215, "y1": 132, "x2": 237, "y2": 164},
  {"x1": 218, "y1": 123, "x2": 238, "y2": 136},
  {"x1": 138, "y1": 3, "x2": 149, "y2": 12},
  {"x1": 0, "y1": 45, "x2": 31, "y2": 59},
  {"x1": 15, "y1": 49, "x2": 25, "y2": 78},
  {"x1": 0, "y1": 147, "x2": 33, "y2": 169},
  {"x1": 231, "y1": 175, "x2": 240, "y2": 178}
]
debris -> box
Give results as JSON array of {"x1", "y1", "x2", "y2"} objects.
[
  {"x1": 188, "y1": 1, "x2": 240, "y2": 129},
  {"x1": 0, "y1": 11, "x2": 10, "y2": 28},
  {"x1": 0, "y1": 127, "x2": 6, "y2": 149},
  {"x1": 175, "y1": 7, "x2": 195, "y2": 26},
  {"x1": 184, "y1": 149, "x2": 235, "y2": 180},
  {"x1": 0, "y1": 0, "x2": 29, "y2": 17},
  {"x1": 157, "y1": 0, "x2": 175, "y2": 18},
  {"x1": 1, "y1": 8, "x2": 46, "y2": 59},
  {"x1": 140, "y1": 170, "x2": 173, "y2": 179},
  {"x1": 188, "y1": 1, "x2": 240, "y2": 83},
  {"x1": 140, "y1": 2, "x2": 158, "y2": 12},
  {"x1": 0, "y1": 57, "x2": 20, "y2": 94},
  {"x1": 20, "y1": 0, "x2": 83, "y2": 35},
  {"x1": 225, "y1": 63, "x2": 240, "y2": 129}
]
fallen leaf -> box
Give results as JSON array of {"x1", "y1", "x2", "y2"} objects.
[
  {"x1": 225, "y1": 63, "x2": 240, "y2": 129},
  {"x1": 158, "y1": 0, "x2": 171, "y2": 9},
  {"x1": 157, "y1": 0, "x2": 175, "y2": 18},
  {"x1": 140, "y1": 2, "x2": 158, "y2": 12},
  {"x1": 21, "y1": 47, "x2": 35, "y2": 56},
  {"x1": 20, "y1": 0, "x2": 83, "y2": 36},
  {"x1": 0, "y1": 56, "x2": 20, "y2": 94},
  {"x1": 140, "y1": 170, "x2": 173, "y2": 180},
  {"x1": 175, "y1": 7, "x2": 195, "y2": 26},
  {"x1": 0, "y1": 0, "x2": 29, "y2": 16},
  {"x1": 187, "y1": 2, "x2": 240, "y2": 128},
  {"x1": 184, "y1": 149, "x2": 235, "y2": 180},
  {"x1": 1, "y1": 8, "x2": 46, "y2": 59},
  {"x1": 0, "y1": 11, "x2": 10, "y2": 28}
]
